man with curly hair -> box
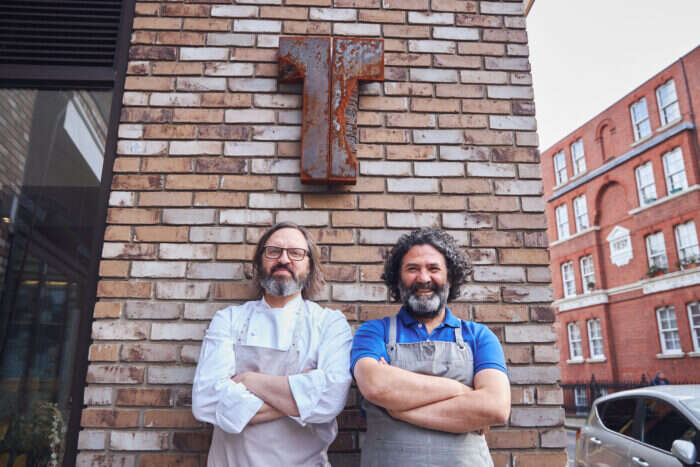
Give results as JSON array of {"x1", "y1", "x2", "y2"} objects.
[
  {"x1": 351, "y1": 228, "x2": 510, "y2": 467},
  {"x1": 192, "y1": 222, "x2": 352, "y2": 466}
]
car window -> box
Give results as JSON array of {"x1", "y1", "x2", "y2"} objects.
[
  {"x1": 598, "y1": 397, "x2": 640, "y2": 440},
  {"x1": 642, "y1": 397, "x2": 698, "y2": 453}
]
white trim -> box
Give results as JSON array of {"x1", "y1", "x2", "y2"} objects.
[
  {"x1": 688, "y1": 352, "x2": 700, "y2": 358},
  {"x1": 643, "y1": 266, "x2": 700, "y2": 294},
  {"x1": 586, "y1": 356, "x2": 607, "y2": 363},
  {"x1": 630, "y1": 97, "x2": 652, "y2": 141},
  {"x1": 655, "y1": 117, "x2": 682, "y2": 134},
  {"x1": 688, "y1": 302, "x2": 700, "y2": 353},
  {"x1": 550, "y1": 226, "x2": 600, "y2": 248},
  {"x1": 629, "y1": 184, "x2": 700, "y2": 215},
  {"x1": 587, "y1": 318, "x2": 604, "y2": 358},
  {"x1": 554, "y1": 291, "x2": 608, "y2": 312},
  {"x1": 656, "y1": 352, "x2": 685, "y2": 359},
  {"x1": 656, "y1": 79, "x2": 680, "y2": 126},
  {"x1": 656, "y1": 306, "x2": 681, "y2": 354},
  {"x1": 567, "y1": 358, "x2": 584, "y2": 365}
]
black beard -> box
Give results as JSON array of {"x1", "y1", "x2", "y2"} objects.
[
  {"x1": 260, "y1": 264, "x2": 307, "y2": 297},
  {"x1": 399, "y1": 281, "x2": 449, "y2": 319}
]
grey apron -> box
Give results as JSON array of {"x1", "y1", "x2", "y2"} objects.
[
  {"x1": 208, "y1": 301, "x2": 330, "y2": 467},
  {"x1": 360, "y1": 315, "x2": 494, "y2": 467}
]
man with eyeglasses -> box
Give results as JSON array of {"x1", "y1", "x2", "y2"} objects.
[{"x1": 192, "y1": 222, "x2": 352, "y2": 466}]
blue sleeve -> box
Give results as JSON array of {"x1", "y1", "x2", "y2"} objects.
[
  {"x1": 350, "y1": 319, "x2": 389, "y2": 376},
  {"x1": 471, "y1": 323, "x2": 508, "y2": 376}
]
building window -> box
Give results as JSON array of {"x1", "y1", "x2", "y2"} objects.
[
  {"x1": 656, "y1": 80, "x2": 680, "y2": 126},
  {"x1": 656, "y1": 307, "x2": 682, "y2": 354},
  {"x1": 571, "y1": 139, "x2": 586, "y2": 176},
  {"x1": 688, "y1": 302, "x2": 700, "y2": 353},
  {"x1": 675, "y1": 221, "x2": 699, "y2": 264},
  {"x1": 562, "y1": 261, "x2": 576, "y2": 297},
  {"x1": 607, "y1": 225, "x2": 633, "y2": 267},
  {"x1": 645, "y1": 232, "x2": 668, "y2": 269},
  {"x1": 587, "y1": 319, "x2": 604, "y2": 358},
  {"x1": 568, "y1": 322, "x2": 583, "y2": 360},
  {"x1": 554, "y1": 151, "x2": 567, "y2": 186},
  {"x1": 635, "y1": 162, "x2": 657, "y2": 205},
  {"x1": 574, "y1": 386, "x2": 588, "y2": 413},
  {"x1": 580, "y1": 255, "x2": 595, "y2": 293},
  {"x1": 630, "y1": 98, "x2": 651, "y2": 141},
  {"x1": 573, "y1": 195, "x2": 589, "y2": 232},
  {"x1": 555, "y1": 204, "x2": 570, "y2": 240},
  {"x1": 662, "y1": 147, "x2": 687, "y2": 194}
]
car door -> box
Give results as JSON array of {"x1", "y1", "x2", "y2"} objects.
[
  {"x1": 627, "y1": 397, "x2": 699, "y2": 467},
  {"x1": 583, "y1": 396, "x2": 639, "y2": 467}
]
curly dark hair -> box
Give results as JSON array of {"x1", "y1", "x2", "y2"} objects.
[{"x1": 382, "y1": 228, "x2": 471, "y2": 302}]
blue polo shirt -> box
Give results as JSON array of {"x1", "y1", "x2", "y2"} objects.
[{"x1": 350, "y1": 307, "x2": 507, "y2": 377}]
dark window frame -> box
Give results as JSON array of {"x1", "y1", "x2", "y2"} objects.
[{"x1": 0, "y1": 0, "x2": 135, "y2": 464}]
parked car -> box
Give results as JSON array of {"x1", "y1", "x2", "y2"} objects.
[{"x1": 575, "y1": 385, "x2": 699, "y2": 466}]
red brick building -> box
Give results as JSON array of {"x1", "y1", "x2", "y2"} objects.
[{"x1": 542, "y1": 46, "x2": 700, "y2": 410}]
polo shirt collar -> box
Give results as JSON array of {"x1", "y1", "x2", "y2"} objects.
[{"x1": 397, "y1": 306, "x2": 460, "y2": 328}]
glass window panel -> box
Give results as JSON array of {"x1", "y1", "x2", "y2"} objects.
[
  {"x1": 598, "y1": 397, "x2": 640, "y2": 440},
  {"x1": 562, "y1": 262, "x2": 576, "y2": 297},
  {"x1": 554, "y1": 151, "x2": 567, "y2": 185},
  {"x1": 641, "y1": 398, "x2": 695, "y2": 452},
  {"x1": 571, "y1": 139, "x2": 586, "y2": 175},
  {"x1": 635, "y1": 162, "x2": 657, "y2": 205},
  {"x1": 587, "y1": 319, "x2": 604, "y2": 358},
  {"x1": 568, "y1": 322, "x2": 582, "y2": 359},
  {"x1": 662, "y1": 148, "x2": 688, "y2": 194},
  {"x1": 645, "y1": 232, "x2": 668, "y2": 269},
  {"x1": 580, "y1": 255, "x2": 595, "y2": 293},
  {"x1": 631, "y1": 98, "x2": 652, "y2": 140},
  {"x1": 688, "y1": 302, "x2": 700, "y2": 352},
  {"x1": 573, "y1": 195, "x2": 589, "y2": 232},
  {"x1": 556, "y1": 204, "x2": 569, "y2": 240},
  {"x1": 656, "y1": 80, "x2": 680, "y2": 126},
  {"x1": 675, "y1": 221, "x2": 699, "y2": 262},
  {"x1": 656, "y1": 307, "x2": 681, "y2": 353}
]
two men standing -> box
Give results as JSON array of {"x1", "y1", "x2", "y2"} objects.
[{"x1": 193, "y1": 223, "x2": 510, "y2": 466}]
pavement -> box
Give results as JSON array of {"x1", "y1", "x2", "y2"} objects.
[{"x1": 564, "y1": 417, "x2": 586, "y2": 466}]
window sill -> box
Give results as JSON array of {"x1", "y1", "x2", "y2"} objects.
[
  {"x1": 567, "y1": 358, "x2": 584, "y2": 365},
  {"x1": 656, "y1": 118, "x2": 682, "y2": 134},
  {"x1": 586, "y1": 356, "x2": 606, "y2": 363},
  {"x1": 630, "y1": 132, "x2": 654, "y2": 148},
  {"x1": 656, "y1": 352, "x2": 685, "y2": 359},
  {"x1": 550, "y1": 226, "x2": 600, "y2": 247},
  {"x1": 688, "y1": 351, "x2": 700, "y2": 358},
  {"x1": 629, "y1": 185, "x2": 700, "y2": 215}
]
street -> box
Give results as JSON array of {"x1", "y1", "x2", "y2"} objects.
[{"x1": 567, "y1": 429, "x2": 577, "y2": 466}]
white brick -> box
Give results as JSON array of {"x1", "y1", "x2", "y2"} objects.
[
  {"x1": 360, "y1": 161, "x2": 411, "y2": 176},
  {"x1": 512, "y1": 72, "x2": 533, "y2": 85},
  {"x1": 123, "y1": 92, "x2": 148, "y2": 106},
  {"x1": 176, "y1": 77, "x2": 227, "y2": 91},
  {"x1": 225, "y1": 109, "x2": 275, "y2": 123},
  {"x1": 211, "y1": 5, "x2": 258, "y2": 17},
  {"x1": 279, "y1": 110, "x2": 302, "y2": 124},
  {"x1": 207, "y1": 33, "x2": 255, "y2": 46},
  {"x1": 249, "y1": 193, "x2": 301, "y2": 208},
  {"x1": 332, "y1": 284, "x2": 387, "y2": 302},
  {"x1": 149, "y1": 92, "x2": 200, "y2": 107},
  {"x1": 460, "y1": 70, "x2": 508, "y2": 84},
  {"x1": 155, "y1": 282, "x2": 210, "y2": 300},
  {"x1": 184, "y1": 303, "x2": 225, "y2": 320},
  {"x1": 181, "y1": 344, "x2": 201, "y2": 363},
  {"x1": 410, "y1": 69, "x2": 458, "y2": 83},
  {"x1": 252, "y1": 125, "x2": 301, "y2": 141},
  {"x1": 78, "y1": 431, "x2": 106, "y2": 450},
  {"x1": 413, "y1": 130, "x2": 463, "y2": 144},
  {"x1": 162, "y1": 209, "x2": 216, "y2": 225},
  {"x1": 387, "y1": 212, "x2": 439, "y2": 228},
  {"x1": 276, "y1": 211, "x2": 329, "y2": 226},
  {"x1": 541, "y1": 428, "x2": 568, "y2": 448},
  {"x1": 190, "y1": 226, "x2": 244, "y2": 243},
  {"x1": 510, "y1": 407, "x2": 564, "y2": 427},
  {"x1": 205, "y1": 62, "x2": 255, "y2": 77},
  {"x1": 443, "y1": 213, "x2": 494, "y2": 229},
  {"x1": 310, "y1": 8, "x2": 356, "y2": 21},
  {"x1": 414, "y1": 162, "x2": 464, "y2": 177},
  {"x1": 229, "y1": 78, "x2": 277, "y2": 92},
  {"x1": 440, "y1": 146, "x2": 489, "y2": 161},
  {"x1": 480, "y1": 1, "x2": 523, "y2": 15},
  {"x1": 534, "y1": 344, "x2": 559, "y2": 363},
  {"x1": 358, "y1": 229, "x2": 409, "y2": 245},
  {"x1": 487, "y1": 85, "x2": 534, "y2": 99},
  {"x1": 180, "y1": 47, "x2": 229, "y2": 61},
  {"x1": 277, "y1": 177, "x2": 326, "y2": 193},
  {"x1": 169, "y1": 141, "x2": 222, "y2": 156},
  {"x1": 254, "y1": 94, "x2": 302, "y2": 108},
  {"x1": 507, "y1": 44, "x2": 530, "y2": 56},
  {"x1": 387, "y1": 178, "x2": 439, "y2": 193},
  {"x1": 333, "y1": 23, "x2": 381, "y2": 36},
  {"x1": 517, "y1": 131, "x2": 539, "y2": 147},
  {"x1": 118, "y1": 124, "x2": 143, "y2": 139},
  {"x1": 494, "y1": 180, "x2": 543, "y2": 195},
  {"x1": 151, "y1": 322, "x2": 208, "y2": 340},
  {"x1": 117, "y1": 141, "x2": 167, "y2": 156},
  {"x1": 84, "y1": 387, "x2": 112, "y2": 406},
  {"x1": 473, "y1": 266, "x2": 525, "y2": 282},
  {"x1": 92, "y1": 321, "x2": 148, "y2": 340},
  {"x1": 518, "y1": 163, "x2": 542, "y2": 179},
  {"x1": 257, "y1": 34, "x2": 279, "y2": 48},
  {"x1": 187, "y1": 262, "x2": 243, "y2": 280},
  {"x1": 109, "y1": 191, "x2": 136, "y2": 207},
  {"x1": 433, "y1": 26, "x2": 479, "y2": 40},
  {"x1": 131, "y1": 261, "x2": 187, "y2": 278},
  {"x1": 490, "y1": 116, "x2": 537, "y2": 131},
  {"x1": 485, "y1": 57, "x2": 530, "y2": 71},
  {"x1": 110, "y1": 432, "x2": 168, "y2": 451},
  {"x1": 522, "y1": 197, "x2": 545, "y2": 212},
  {"x1": 234, "y1": 19, "x2": 281, "y2": 33},
  {"x1": 220, "y1": 209, "x2": 273, "y2": 225},
  {"x1": 467, "y1": 162, "x2": 516, "y2": 178},
  {"x1": 148, "y1": 366, "x2": 196, "y2": 384},
  {"x1": 224, "y1": 141, "x2": 276, "y2": 156},
  {"x1": 456, "y1": 284, "x2": 501, "y2": 302},
  {"x1": 125, "y1": 302, "x2": 182, "y2": 319},
  {"x1": 251, "y1": 159, "x2": 299, "y2": 174},
  {"x1": 408, "y1": 40, "x2": 456, "y2": 54},
  {"x1": 408, "y1": 12, "x2": 453, "y2": 24},
  {"x1": 159, "y1": 243, "x2": 215, "y2": 260},
  {"x1": 505, "y1": 324, "x2": 556, "y2": 343}
]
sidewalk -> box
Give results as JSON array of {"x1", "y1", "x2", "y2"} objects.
[{"x1": 565, "y1": 415, "x2": 586, "y2": 431}]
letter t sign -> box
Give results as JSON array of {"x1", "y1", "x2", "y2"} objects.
[{"x1": 279, "y1": 37, "x2": 384, "y2": 185}]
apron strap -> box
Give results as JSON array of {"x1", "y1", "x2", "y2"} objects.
[
  {"x1": 236, "y1": 305, "x2": 254, "y2": 344},
  {"x1": 388, "y1": 315, "x2": 398, "y2": 353},
  {"x1": 454, "y1": 323, "x2": 466, "y2": 350}
]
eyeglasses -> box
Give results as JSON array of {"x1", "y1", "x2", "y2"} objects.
[{"x1": 262, "y1": 246, "x2": 308, "y2": 261}]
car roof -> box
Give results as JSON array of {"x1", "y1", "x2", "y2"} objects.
[{"x1": 593, "y1": 384, "x2": 700, "y2": 418}]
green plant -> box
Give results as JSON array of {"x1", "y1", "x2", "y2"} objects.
[
  {"x1": 646, "y1": 264, "x2": 667, "y2": 278},
  {"x1": 0, "y1": 402, "x2": 65, "y2": 467}
]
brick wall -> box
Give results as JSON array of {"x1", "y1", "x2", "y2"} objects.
[{"x1": 78, "y1": 1, "x2": 566, "y2": 465}]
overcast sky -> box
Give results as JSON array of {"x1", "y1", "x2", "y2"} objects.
[{"x1": 527, "y1": 0, "x2": 700, "y2": 150}]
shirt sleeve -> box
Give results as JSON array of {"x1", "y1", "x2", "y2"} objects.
[
  {"x1": 471, "y1": 323, "x2": 508, "y2": 376},
  {"x1": 349, "y1": 318, "x2": 389, "y2": 377},
  {"x1": 288, "y1": 309, "x2": 353, "y2": 424},
  {"x1": 191, "y1": 308, "x2": 264, "y2": 433}
]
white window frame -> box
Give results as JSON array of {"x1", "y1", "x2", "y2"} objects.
[
  {"x1": 656, "y1": 80, "x2": 680, "y2": 126},
  {"x1": 555, "y1": 204, "x2": 570, "y2": 240},
  {"x1": 571, "y1": 139, "x2": 586, "y2": 176},
  {"x1": 573, "y1": 195, "x2": 589, "y2": 232},
  {"x1": 587, "y1": 318, "x2": 604, "y2": 358},
  {"x1": 574, "y1": 386, "x2": 588, "y2": 410},
  {"x1": 554, "y1": 150, "x2": 568, "y2": 186},
  {"x1": 688, "y1": 302, "x2": 700, "y2": 353},
  {"x1": 656, "y1": 306, "x2": 682, "y2": 354},
  {"x1": 562, "y1": 261, "x2": 576, "y2": 298},
  {"x1": 645, "y1": 232, "x2": 668, "y2": 269},
  {"x1": 635, "y1": 162, "x2": 657, "y2": 205},
  {"x1": 568, "y1": 322, "x2": 583, "y2": 360},
  {"x1": 630, "y1": 97, "x2": 651, "y2": 141},
  {"x1": 662, "y1": 147, "x2": 688, "y2": 194},
  {"x1": 580, "y1": 255, "x2": 595, "y2": 293},
  {"x1": 675, "y1": 221, "x2": 699, "y2": 264}
]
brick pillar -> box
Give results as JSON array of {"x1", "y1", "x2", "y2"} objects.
[{"x1": 79, "y1": 1, "x2": 566, "y2": 466}]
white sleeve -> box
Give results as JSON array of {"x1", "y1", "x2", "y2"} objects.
[
  {"x1": 192, "y1": 308, "x2": 263, "y2": 433},
  {"x1": 288, "y1": 309, "x2": 353, "y2": 424}
]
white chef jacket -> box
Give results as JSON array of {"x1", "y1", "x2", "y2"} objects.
[{"x1": 192, "y1": 295, "x2": 353, "y2": 443}]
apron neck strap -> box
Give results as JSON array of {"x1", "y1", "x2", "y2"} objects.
[
  {"x1": 388, "y1": 315, "x2": 398, "y2": 351},
  {"x1": 454, "y1": 323, "x2": 466, "y2": 350}
]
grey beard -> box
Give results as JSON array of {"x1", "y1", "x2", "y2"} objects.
[
  {"x1": 399, "y1": 281, "x2": 449, "y2": 319},
  {"x1": 260, "y1": 267, "x2": 307, "y2": 297}
]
